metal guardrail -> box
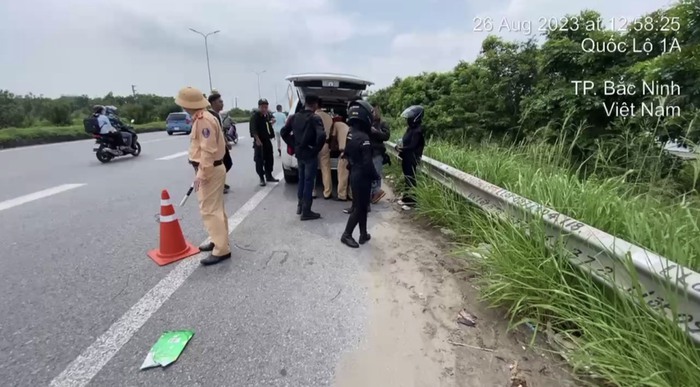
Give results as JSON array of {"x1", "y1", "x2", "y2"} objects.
[
  {"x1": 667, "y1": 149, "x2": 698, "y2": 160},
  {"x1": 386, "y1": 141, "x2": 700, "y2": 344}
]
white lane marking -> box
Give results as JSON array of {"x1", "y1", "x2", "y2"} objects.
[
  {"x1": 0, "y1": 184, "x2": 86, "y2": 212},
  {"x1": 156, "y1": 151, "x2": 189, "y2": 160},
  {"x1": 140, "y1": 137, "x2": 183, "y2": 144},
  {"x1": 49, "y1": 172, "x2": 284, "y2": 387}
]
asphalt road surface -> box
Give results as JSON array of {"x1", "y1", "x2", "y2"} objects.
[{"x1": 0, "y1": 125, "x2": 379, "y2": 386}]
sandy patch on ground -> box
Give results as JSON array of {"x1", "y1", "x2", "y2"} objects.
[{"x1": 334, "y1": 190, "x2": 578, "y2": 387}]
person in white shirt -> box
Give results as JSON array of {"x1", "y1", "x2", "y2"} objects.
[
  {"x1": 272, "y1": 104, "x2": 287, "y2": 156},
  {"x1": 94, "y1": 105, "x2": 132, "y2": 149}
]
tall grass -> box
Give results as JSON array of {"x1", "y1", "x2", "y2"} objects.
[
  {"x1": 385, "y1": 130, "x2": 700, "y2": 386},
  {"x1": 423, "y1": 136, "x2": 700, "y2": 271}
]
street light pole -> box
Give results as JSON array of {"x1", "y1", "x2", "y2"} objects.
[
  {"x1": 254, "y1": 70, "x2": 266, "y2": 99},
  {"x1": 189, "y1": 28, "x2": 220, "y2": 92}
]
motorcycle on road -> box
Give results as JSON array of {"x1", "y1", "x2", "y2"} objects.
[
  {"x1": 91, "y1": 119, "x2": 142, "y2": 163},
  {"x1": 226, "y1": 121, "x2": 238, "y2": 147}
]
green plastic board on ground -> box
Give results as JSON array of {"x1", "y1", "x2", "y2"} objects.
[{"x1": 140, "y1": 330, "x2": 194, "y2": 370}]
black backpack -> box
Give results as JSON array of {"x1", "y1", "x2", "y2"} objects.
[
  {"x1": 293, "y1": 111, "x2": 319, "y2": 150},
  {"x1": 83, "y1": 115, "x2": 101, "y2": 134}
]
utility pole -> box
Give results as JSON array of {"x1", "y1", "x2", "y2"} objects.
[
  {"x1": 131, "y1": 85, "x2": 136, "y2": 97},
  {"x1": 189, "y1": 28, "x2": 220, "y2": 92},
  {"x1": 235, "y1": 97, "x2": 238, "y2": 108},
  {"x1": 254, "y1": 70, "x2": 266, "y2": 99}
]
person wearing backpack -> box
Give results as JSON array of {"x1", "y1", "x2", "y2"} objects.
[
  {"x1": 280, "y1": 94, "x2": 326, "y2": 220},
  {"x1": 88, "y1": 105, "x2": 132, "y2": 150}
]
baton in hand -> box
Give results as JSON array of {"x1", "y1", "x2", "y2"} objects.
[{"x1": 179, "y1": 183, "x2": 194, "y2": 207}]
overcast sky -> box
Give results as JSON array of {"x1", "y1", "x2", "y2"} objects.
[{"x1": 0, "y1": 0, "x2": 672, "y2": 109}]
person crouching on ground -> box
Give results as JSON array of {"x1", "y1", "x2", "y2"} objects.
[{"x1": 340, "y1": 100, "x2": 380, "y2": 248}]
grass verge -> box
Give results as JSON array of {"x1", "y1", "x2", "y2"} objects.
[
  {"x1": 0, "y1": 122, "x2": 166, "y2": 149},
  {"x1": 0, "y1": 116, "x2": 250, "y2": 149},
  {"x1": 384, "y1": 137, "x2": 700, "y2": 386}
]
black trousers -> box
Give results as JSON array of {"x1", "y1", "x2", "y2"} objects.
[
  {"x1": 254, "y1": 138, "x2": 274, "y2": 178},
  {"x1": 343, "y1": 172, "x2": 372, "y2": 237},
  {"x1": 223, "y1": 147, "x2": 232, "y2": 172},
  {"x1": 401, "y1": 157, "x2": 418, "y2": 202}
]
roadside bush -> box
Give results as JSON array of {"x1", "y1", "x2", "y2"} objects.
[
  {"x1": 0, "y1": 91, "x2": 254, "y2": 129},
  {"x1": 44, "y1": 100, "x2": 73, "y2": 126}
]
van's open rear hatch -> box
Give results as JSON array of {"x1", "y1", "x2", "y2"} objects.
[{"x1": 285, "y1": 73, "x2": 374, "y2": 106}]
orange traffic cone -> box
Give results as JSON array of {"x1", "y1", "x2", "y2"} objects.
[{"x1": 147, "y1": 189, "x2": 200, "y2": 266}]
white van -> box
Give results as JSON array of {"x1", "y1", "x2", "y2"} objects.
[{"x1": 281, "y1": 73, "x2": 374, "y2": 183}]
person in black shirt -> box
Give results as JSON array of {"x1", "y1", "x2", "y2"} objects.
[
  {"x1": 396, "y1": 105, "x2": 426, "y2": 207},
  {"x1": 207, "y1": 93, "x2": 232, "y2": 194},
  {"x1": 280, "y1": 94, "x2": 326, "y2": 220},
  {"x1": 340, "y1": 100, "x2": 380, "y2": 248},
  {"x1": 249, "y1": 98, "x2": 279, "y2": 186},
  {"x1": 369, "y1": 106, "x2": 390, "y2": 203}
]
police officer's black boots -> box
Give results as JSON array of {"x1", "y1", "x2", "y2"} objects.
[
  {"x1": 300, "y1": 199, "x2": 321, "y2": 221},
  {"x1": 259, "y1": 177, "x2": 266, "y2": 187},
  {"x1": 266, "y1": 175, "x2": 279, "y2": 183},
  {"x1": 296, "y1": 200, "x2": 302, "y2": 215},
  {"x1": 359, "y1": 233, "x2": 371, "y2": 244},
  {"x1": 341, "y1": 233, "x2": 359, "y2": 248}
]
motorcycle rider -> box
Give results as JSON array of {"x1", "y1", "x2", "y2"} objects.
[
  {"x1": 93, "y1": 105, "x2": 122, "y2": 151},
  {"x1": 396, "y1": 105, "x2": 426, "y2": 207},
  {"x1": 104, "y1": 106, "x2": 134, "y2": 149},
  {"x1": 340, "y1": 100, "x2": 380, "y2": 248}
]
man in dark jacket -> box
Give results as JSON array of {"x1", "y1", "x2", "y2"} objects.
[
  {"x1": 280, "y1": 94, "x2": 326, "y2": 220},
  {"x1": 249, "y1": 98, "x2": 279, "y2": 186},
  {"x1": 396, "y1": 105, "x2": 426, "y2": 206},
  {"x1": 369, "y1": 106, "x2": 390, "y2": 204},
  {"x1": 207, "y1": 93, "x2": 232, "y2": 194}
]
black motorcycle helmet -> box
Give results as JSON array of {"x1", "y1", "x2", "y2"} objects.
[
  {"x1": 401, "y1": 105, "x2": 424, "y2": 127},
  {"x1": 347, "y1": 100, "x2": 373, "y2": 130}
]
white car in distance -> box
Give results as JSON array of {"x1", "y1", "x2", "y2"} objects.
[{"x1": 280, "y1": 73, "x2": 374, "y2": 184}]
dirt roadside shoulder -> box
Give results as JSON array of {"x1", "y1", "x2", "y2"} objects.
[{"x1": 334, "y1": 191, "x2": 578, "y2": 387}]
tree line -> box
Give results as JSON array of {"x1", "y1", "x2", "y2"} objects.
[
  {"x1": 369, "y1": 0, "x2": 699, "y2": 181},
  {"x1": 0, "y1": 91, "x2": 253, "y2": 128}
]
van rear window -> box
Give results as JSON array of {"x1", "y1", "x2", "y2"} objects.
[{"x1": 167, "y1": 113, "x2": 187, "y2": 121}]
